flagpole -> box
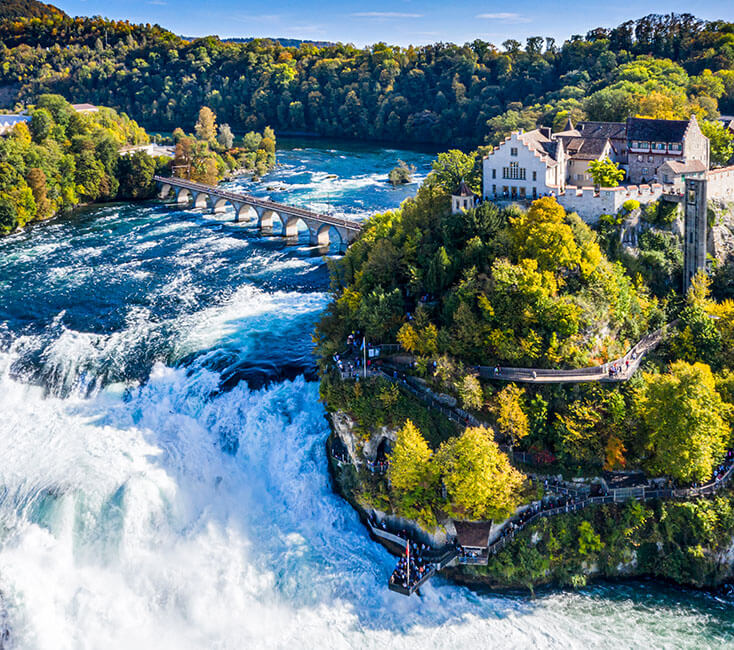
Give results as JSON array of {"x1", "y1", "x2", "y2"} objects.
[
  {"x1": 406, "y1": 539, "x2": 410, "y2": 585},
  {"x1": 363, "y1": 336, "x2": 367, "y2": 379}
]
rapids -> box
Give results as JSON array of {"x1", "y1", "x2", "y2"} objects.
[{"x1": 0, "y1": 139, "x2": 732, "y2": 649}]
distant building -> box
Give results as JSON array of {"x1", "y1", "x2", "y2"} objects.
[
  {"x1": 0, "y1": 114, "x2": 31, "y2": 136},
  {"x1": 718, "y1": 115, "x2": 734, "y2": 135},
  {"x1": 482, "y1": 128, "x2": 564, "y2": 201},
  {"x1": 71, "y1": 103, "x2": 98, "y2": 113},
  {"x1": 119, "y1": 143, "x2": 175, "y2": 158}
]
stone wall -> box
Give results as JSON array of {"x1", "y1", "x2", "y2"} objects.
[
  {"x1": 555, "y1": 184, "x2": 665, "y2": 223},
  {"x1": 706, "y1": 166, "x2": 734, "y2": 201}
]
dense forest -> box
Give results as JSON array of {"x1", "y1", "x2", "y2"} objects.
[
  {"x1": 0, "y1": 93, "x2": 158, "y2": 234},
  {"x1": 0, "y1": 0, "x2": 64, "y2": 20},
  {"x1": 0, "y1": 13, "x2": 733, "y2": 146},
  {"x1": 0, "y1": 96, "x2": 277, "y2": 234}
]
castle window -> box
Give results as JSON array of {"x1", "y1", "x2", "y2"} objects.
[
  {"x1": 510, "y1": 147, "x2": 518, "y2": 157},
  {"x1": 532, "y1": 171, "x2": 537, "y2": 181},
  {"x1": 502, "y1": 162, "x2": 526, "y2": 180},
  {"x1": 492, "y1": 168, "x2": 496, "y2": 179}
]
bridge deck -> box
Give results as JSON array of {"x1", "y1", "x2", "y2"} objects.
[{"x1": 154, "y1": 176, "x2": 362, "y2": 232}]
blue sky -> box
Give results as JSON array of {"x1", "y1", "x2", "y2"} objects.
[{"x1": 54, "y1": 1, "x2": 734, "y2": 47}]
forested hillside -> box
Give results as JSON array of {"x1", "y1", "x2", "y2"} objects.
[
  {"x1": 0, "y1": 94, "x2": 156, "y2": 234},
  {"x1": 0, "y1": 13, "x2": 732, "y2": 146},
  {"x1": 0, "y1": 0, "x2": 64, "y2": 20}
]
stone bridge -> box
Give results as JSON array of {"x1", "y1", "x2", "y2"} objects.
[{"x1": 154, "y1": 176, "x2": 362, "y2": 247}]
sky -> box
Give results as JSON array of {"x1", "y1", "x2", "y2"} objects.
[{"x1": 52, "y1": 0, "x2": 734, "y2": 47}]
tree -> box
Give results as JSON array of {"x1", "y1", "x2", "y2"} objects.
[
  {"x1": 195, "y1": 106, "x2": 217, "y2": 141},
  {"x1": 457, "y1": 374, "x2": 483, "y2": 411},
  {"x1": 588, "y1": 157, "x2": 625, "y2": 187},
  {"x1": 430, "y1": 150, "x2": 479, "y2": 193},
  {"x1": 700, "y1": 120, "x2": 734, "y2": 167},
  {"x1": 117, "y1": 151, "x2": 156, "y2": 199},
  {"x1": 388, "y1": 160, "x2": 415, "y2": 186},
  {"x1": 29, "y1": 108, "x2": 53, "y2": 142},
  {"x1": 242, "y1": 131, "x2": 263, "y2": 152},
  {"x1": 672, "y1": 272, "x2": 722, "y2": 368},
  {"x1": 492, "y1": 384, "x2": 529, "y2": 446},
  {"x1": 511, "y1": 196, "x2": 580, "y2": 273},
  {"x1": 387, "y1": 420, "x2": 436, "y2": 515},
  {"x1": 436, "y1": 426, "x2": 524, "y2": 520},
  {"x1": 26, "y1": 167, "x2": 52, "y2": 218},
  {"x1": 639, "y1": 361, "x2": 732, "y2": 483},
  {"x1": 217, "y1": 123, "x2": 234, "y2": 149}
]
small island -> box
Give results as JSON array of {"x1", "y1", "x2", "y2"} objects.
[{"x1": 316, "y1": 144, "x2": 734, "y2": 595}]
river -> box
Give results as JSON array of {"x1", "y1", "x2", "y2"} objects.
[{"x1": 0, "y1": 138, "x2": 732, "y2": 649}]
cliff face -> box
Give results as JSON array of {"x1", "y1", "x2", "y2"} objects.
[{"x1": 330, "y1": 411, "x2": 397, "y2": 466}]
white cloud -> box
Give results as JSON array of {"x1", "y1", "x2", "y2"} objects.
[
  {"x1": 352, "y1": 12, "x2": 423, "y2": 19},
  {"x1": 476, "y1": 12, "x2": 531, "y2": 23}
]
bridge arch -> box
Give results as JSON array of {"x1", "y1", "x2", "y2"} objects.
[
  {"x1": 210, "y1": 196, "x2": 235, "y2": 214},
  {"x1": 315, "y1": 223, "x2": 343, "y2": 247},
  {"x1": 175, "y1": 187, "x2": 192, "y2": 204},
  {"x1": 193, "y1": 192, "x2": 209, "y2": 209},
  {"x1": 158, "y1": 183, "x2": 173, "y2": 199},
  {"x1": 236, "y1": 204, "x2": 259, "y2": 223},
  {"x1": 260, "y1": 209, "x2": 285, "y2": 234},
  {"x1": 284, "y1": 216, "x2": 311, "y2": 241}
]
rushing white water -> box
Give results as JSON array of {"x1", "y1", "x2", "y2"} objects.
[{"x1": 0, "y1": 140, "x2": 732, "y2": 649}]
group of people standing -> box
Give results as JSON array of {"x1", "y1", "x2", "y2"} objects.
[
  {"x1": 390, "y1": 541, "x2": 433, "y2": 591},
  {"x1": 366, "y1": 459, "x2": 388, "y2": 474}
]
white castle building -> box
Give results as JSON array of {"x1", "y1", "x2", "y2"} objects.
[{"x1": 481, "y1": 116, "x2": 733, "y2": 221}]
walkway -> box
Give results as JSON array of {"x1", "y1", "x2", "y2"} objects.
[
  {"x1": 379, "y1": 451, "x2": 734, "y2": 596},
  {"x1": 480, "y1": 323, "x2": 671, "y2": 383}
]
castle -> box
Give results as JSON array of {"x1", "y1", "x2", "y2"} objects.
[{"x1": 479, "y1": 115, "x2": 734, "y2": 221}]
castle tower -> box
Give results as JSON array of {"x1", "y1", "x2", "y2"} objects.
[
  {"x1": 452, "y1": 180, "x2": 476, "y2": 214},
  {"x1": 683, "y1": 177, "x2": 708, "y2": 291}
]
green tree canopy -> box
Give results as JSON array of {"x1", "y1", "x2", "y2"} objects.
[
  {"x1": 387, "y1": 420, "x2": 437, "y2": 517},
  {"x1": 436, "y1": 426, "x2": 524, "y2": 520},
  {"x1": 430, "y1": 150, "x2": 479, "y2": 194},
  {"x1": 588, "y1": 157, "x2": 625, "y2": 187},
  {"x1": 195, "y1": 106, "x2": 217, "y2": 141},
  {"x1": 639, "y1": 361, "x2": 732, "y2": 483},
  {"x1": 700, "y1": 119, "x2": 734, "y2": 167}
]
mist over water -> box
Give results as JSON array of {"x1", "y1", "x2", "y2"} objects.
[{"x1": 0, "y1": 140, "x2": 733, "y2": 649}]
